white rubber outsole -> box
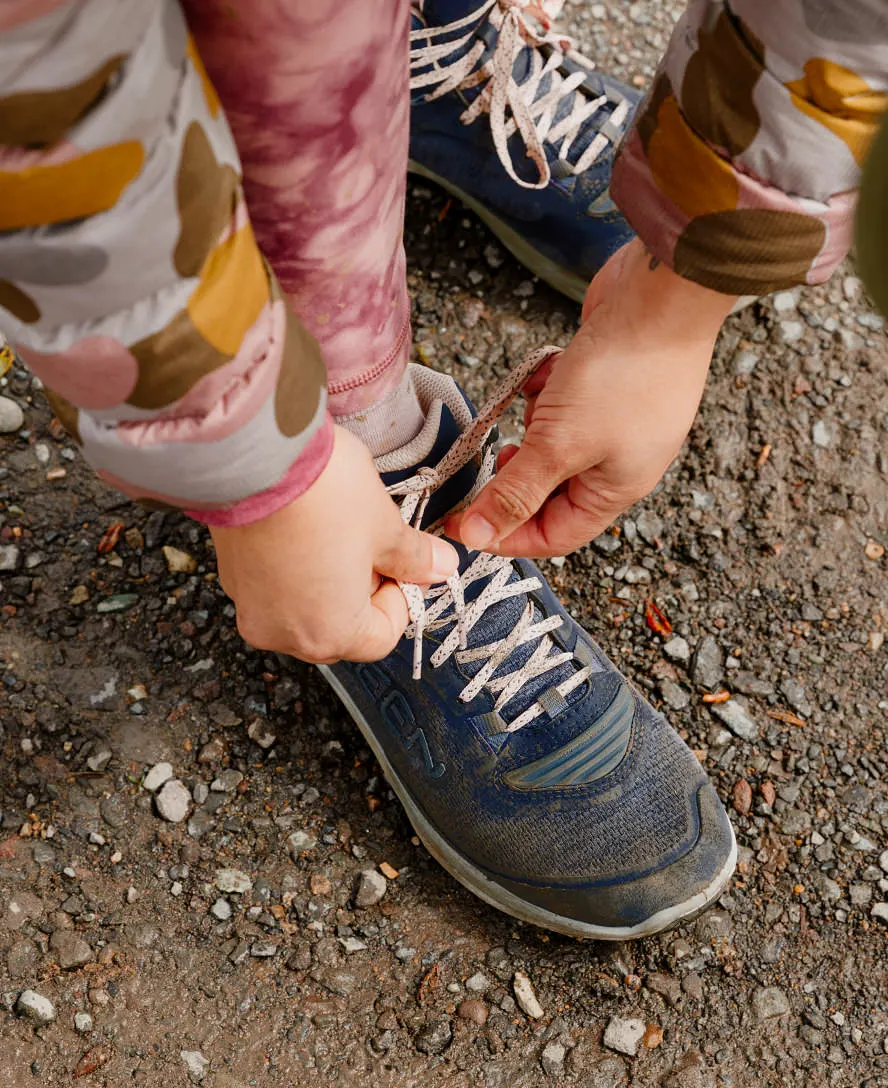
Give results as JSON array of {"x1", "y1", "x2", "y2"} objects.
[
  {"x1": 319, "y1": 664, "x2": 738, "y2": 942},
  {"x1": 408, "y1": 159, "x2": 756, "y2": 315}
]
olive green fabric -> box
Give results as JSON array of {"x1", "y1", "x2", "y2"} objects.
[{"x1": 856, "y1": 112, "x2": 888, "y2": 317}]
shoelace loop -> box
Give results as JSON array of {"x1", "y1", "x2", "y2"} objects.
[
  {"x1": 410, "y1": 0, "x2": 631, "y2": 190},
  {"x1": 387, "y1": 347, "x2": 594, "y2": 733}
]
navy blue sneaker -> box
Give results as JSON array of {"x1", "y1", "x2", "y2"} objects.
[
  {"x1": 409, "y1": 0, "x2": 640, "y2": 303},
  {"x1": 321, "y1": 359, "x2": 736, "y2": 940}
]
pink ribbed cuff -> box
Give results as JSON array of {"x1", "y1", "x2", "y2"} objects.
[{"x1": 188, "y1": 412, "x2": 334, "y2": 527}]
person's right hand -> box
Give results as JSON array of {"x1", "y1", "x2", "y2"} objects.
[{"x1": 210, "y1": 426, "x2": 458, "y2": 664}]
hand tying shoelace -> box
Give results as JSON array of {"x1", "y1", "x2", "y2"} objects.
[
  {"x1": 410, "y1": 0, "x2": 632, "y2": 189},
  {"x1": 387, "y1": 347, "x2": 594, "y2": 733}
]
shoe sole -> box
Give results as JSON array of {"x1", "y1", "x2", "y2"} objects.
[
  {"x1": 320, "y1": 663, "x2": 738, "y2": 941},
  {"x1": 407, "y1": 159, "x2": 755, "y2": 315}
]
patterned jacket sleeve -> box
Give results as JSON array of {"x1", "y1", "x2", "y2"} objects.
[
  {"x1": 611, "y1": 0, "x2": 888, "y2": 296},
  {"x1": 0, "y1": 0, "x2": 332, "y2": 525}
]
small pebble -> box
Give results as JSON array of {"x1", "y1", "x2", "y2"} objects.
[
  {"x1": 15, "y1": 990, "x2": 56, "y2": 1025},
  {"x1": 143, "y1": 763, "x2": 173, "y2": 792},
  {"x1": 210, "y1": 898, "x2": 232, "y2": 921},
  {"x1": 0, "y1": 395, "x2": 24, "y2": 433},
  {"x1": 752, "y1": 986, "x2": 790, "y2": 1020},
  {"x1": 457, "y1": 998, "x2": 488, "y2": 1026},
  {"x1": 541, "y1": 1042, "x2": 566, "y2": 1076},
  {"x1": 155, "y1": 779, "x2": 191, "y2": 823},
  {"x1": 163, "y1": 546, "x2": 197, "y2": 574},
  {"x1": 180, "y1": 1050, "x2": 209, "y2": 1083},
  {"x1": 287, "y1": 829, "x2": 318, "y2": 857},
  {"x1": 247, "y1": 718, "x2": 277, "y2": 749},
  {"x1": 74, "y1": 1011, "x2": 93, "y2": 1033},
  {"x1": 603, "y1": 1017, "x2": 646, "y2": 1057},
  {"x1": 354, "y1": 869, "x2": 387, "y2": 907},
  {"x1": 215, "y1": 868, "x2": 252, "y2": 894},
  {"x1": 211, "y1": 769, "x2": 243, "y2": 792},
  {"x1": 512, "y1": 971, "x2": 544, "y2": 1019}
]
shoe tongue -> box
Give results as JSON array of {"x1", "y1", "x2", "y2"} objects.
[
  {"x1": 378, "y1": 365, "x2": 580, "y2": 734},
  {"x1": 377, "y1": 365, "x2": 479, "y2": 527}
]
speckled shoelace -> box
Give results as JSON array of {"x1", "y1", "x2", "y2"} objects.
[
  {"x1": 410, "y1": 0, "x2": 631, "y2": 189},
  {"x1": 386, "y1": 346, "x2": 593, "y2": 733}
]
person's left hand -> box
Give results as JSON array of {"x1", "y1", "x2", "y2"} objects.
[{"x1": 446, "y1": 237, "x2": 738, "y2": 557}]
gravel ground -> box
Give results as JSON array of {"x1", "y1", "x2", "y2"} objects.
[{"x1": 2, "y1": 4, "x2": 888, "y2": 1086}]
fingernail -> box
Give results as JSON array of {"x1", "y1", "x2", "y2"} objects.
[
  {"x1": 431, "y1": 537, "x2": 459, "y2": 577},
  {"x1": 460, "y1": 513, "x2": 497, "y2": 550}
]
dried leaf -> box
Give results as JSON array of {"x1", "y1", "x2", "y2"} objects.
[
  {"x1": 760, "y1": 781, "x2": 776, "y2": 807},
  {"x1": 702, "y1": 689, "x2": 731, "y2": 704},
  {"x1": 645, "y1": 600, "x2": 672, "y2": 637},
  {"x1": 767, "y1": 709, "x2": 805, "y2": 727},
  {"x1": 417, "y1": 962, "x2": 440, "y2": 1005},
  {"x1": 97, "y1": 521, "x2": 125, "y2": 554},
  {"x1": 643, "y1": 1024, "x2": 664, "y2": 1049},
  {"x1": 74, "y1": 1045, "x2": 112, "y2": 1078}
]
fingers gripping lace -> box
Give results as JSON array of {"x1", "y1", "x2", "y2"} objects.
[
  {"x1": 387, "y1": 347, "x2": 594, "y2": 733},
  {"x1": 410, "y1": 0, "x2": 631, "y2": 190}
]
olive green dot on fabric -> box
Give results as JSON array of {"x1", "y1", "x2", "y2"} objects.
[
  {"x1": 673, "y1": 209, "x2": 826, "y2": 297},
  {"x1": 0, "y1": 279, "x2": 41, "y2": 323},
  {"x1": 0, "y1": 55, "x2": 125, "y2": 148},
  {"x1": 173, "y1": 121, "x2": 239, "y2": 278},
  {"x1": 856, "y1": 113, "x2": 888, "y2": 318},
  {"x1": 0, "y1": 243, "x2": 107, "y2": 286}
]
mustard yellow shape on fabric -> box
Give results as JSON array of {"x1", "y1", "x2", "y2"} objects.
[
  {"x1": 186, "y1": 223, "x2": 269, "y2": 355},
  {"x1": 0, "y1": 142, "x2": 144, "y2": 230},
  {"x1": 787, "y1": 59, "x2": 887, "y2": 166},
  {"x1": 646, "y1": 95, "x2": 739, "y2": 220}
]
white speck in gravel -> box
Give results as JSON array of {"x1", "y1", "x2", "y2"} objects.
[
  {"x1": 513, "y1": 971, "x2": 544, "y2": 1019},
  {"x1": 74, "y1": 1011, "x2": 93, "y2": 1033},
  {"x1": 180, "y1": 1050, "x2": 209, "y2": 1083},
  {"x1": 711, "y1": 699, "x2": 760, "y2": 742},
  {"x1": 215, "y1": 868, "x2": 252, "y2": 894},
  {"x1": 603, "y1": 1016, "x2": 646, "y2": 1056},
  {"x1": 155, "y1": 779, "x2": 191, "y2": 823},
  {"x1": 15, "y1": 990, "x2": 56, "y2": 1025},
  {"x1": 211, "y1": 898, "x2": 232, "y2": 921},
  {"x1": 354, "y1": 869, "x2": 387, "y2": 907},
  {"x1": 142, "y1": 762, "x2": 173, "y2": 792}
]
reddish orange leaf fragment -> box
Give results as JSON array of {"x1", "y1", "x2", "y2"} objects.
[
  {"x1": 645, "y1": 600, "x2": 672, "y2": 636},
  {"x1": 97, "y1": 521, "x2": 125, "y2": 554},
  {"x1": 74, "y1": 1045, "x2": 112, "y2": 1078},
  {"x1": 702, "y1": 689, "x2": 731, "y2": 704},
  {"x1": 767, "y1": 709, "x2": 805, "y2": 727}
]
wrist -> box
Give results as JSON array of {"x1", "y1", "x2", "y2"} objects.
[{"x1": 618, "y1": 238, "x2": 737, "y2": 340}]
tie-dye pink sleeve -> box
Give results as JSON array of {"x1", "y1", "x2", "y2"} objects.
[
  {"x1": 0, "y1": 0, "x2": 332, "y2": 525},
  {"x1": 611, "y1": 0, "x2": 888, "y2": 296}
]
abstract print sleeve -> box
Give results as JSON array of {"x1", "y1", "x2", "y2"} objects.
[
  {"x1": 0, "y1": 0, "x2": 332, "y2": 525},
  {"x1": 611, "y1": 0, "x2": 888, "y2": 296}
]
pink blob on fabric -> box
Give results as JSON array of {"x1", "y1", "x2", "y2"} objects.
[{"x1": 21, "y1": 336, "x2": 139, "y2": 410}]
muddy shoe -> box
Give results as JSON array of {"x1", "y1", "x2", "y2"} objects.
[
  {"x1": 409, "y1": 0, "x2": 639, "y2": 303},
  {"x1": 321, "y1": 356, "x2": 736, "y2": 940}
]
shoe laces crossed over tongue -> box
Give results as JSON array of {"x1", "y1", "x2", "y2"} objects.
[
  {"x1": 410, "y1": 0, "x2": 632, "y2": 189},
  {"x1": 385, "y1": 348, "x2": 597, "y2": 735}
]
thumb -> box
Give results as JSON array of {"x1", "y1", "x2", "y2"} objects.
[
  {"x1": 453, "y1": 439, "x2": 561, "y2": 551},
  {"x1": 376, "y1": 517, "x2": 459, "y2": 585}
]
